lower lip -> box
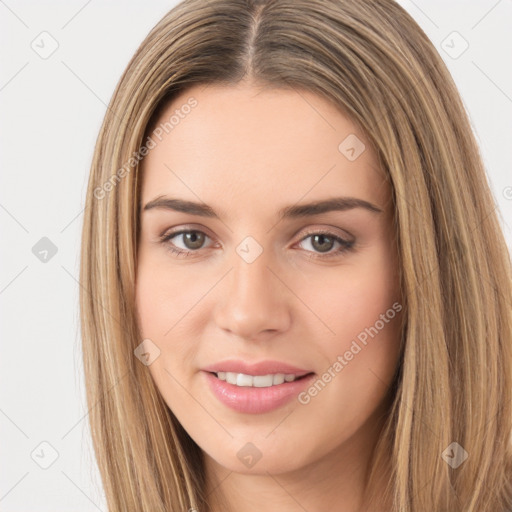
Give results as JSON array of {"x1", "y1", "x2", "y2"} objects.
[{"x1": 203, "y1": 371, "x2": 316, "y2": 414}]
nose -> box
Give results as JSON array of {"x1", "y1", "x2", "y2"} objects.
[{"x1": 213, "y1": 248, "x2": 291, "y2": 341}]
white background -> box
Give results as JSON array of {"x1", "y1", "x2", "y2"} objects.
[{"x1": 1, "y1": 0, "x2": 511, "y2": 510}]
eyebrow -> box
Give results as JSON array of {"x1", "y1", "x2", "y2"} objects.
[{"x1": 142, "y1": 195, "x2": 382, "y2": 220}]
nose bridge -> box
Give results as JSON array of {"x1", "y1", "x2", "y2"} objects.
[
  {"x1": 232, "y1": 244, "x2": 273, "y2": 300},
  {"x1": 214, "y1": 239, "x2": 290, "y2": 338}
]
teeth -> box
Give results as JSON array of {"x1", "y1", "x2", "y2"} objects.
[
  {"x1": 272, "y1": 373, "x2": 285, "y2": 385},
  {"x1": 216, "y1": 372, "x2": 300, "y2": 387},
  {"x1": 253, "y1": 375, "x2": 274, "y2": 387},
  {"x1": 237, "y1": 373, "x2": 253, "y2": 387}
]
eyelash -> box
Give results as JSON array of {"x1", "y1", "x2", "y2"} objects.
[{"x1": 158, "y1": 228, "x2": 355, "y2": 260}]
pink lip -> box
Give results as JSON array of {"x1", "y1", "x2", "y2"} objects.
[
  {"x1": 201, "y1": 359, "x2": 316, "y2": 414},
  {"x1": 202, "y1": 359, "x2": 312, "y2": 377}
]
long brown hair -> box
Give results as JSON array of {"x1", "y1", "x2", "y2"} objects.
[{"x1": 79, "y1": 0, "x2": 512, "y2": 510}]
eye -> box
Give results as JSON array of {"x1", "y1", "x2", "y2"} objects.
[
  {"x1": 159, "y1": 229, "x2": 214, "y2": 258},
  {"x1": 159, "y1": 228, "x2": 355, "y2": 259},
  {"x1": 296, "y1": 230, "x2": 355, "y2": 259}
]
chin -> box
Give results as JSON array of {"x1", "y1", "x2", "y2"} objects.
[{"x1": 203, "y1": 435, "x2": 313, "y2": 476}]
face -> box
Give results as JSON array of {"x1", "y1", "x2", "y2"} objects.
[{"x1": 135, "y1": 82, "x2": 402, "y2": 478}]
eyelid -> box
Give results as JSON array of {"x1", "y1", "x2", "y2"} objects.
[
  {"x1": 296, "y1": 225, "x2": 354, "y2": 243},
  {"x1": 158, "y1": 223, "x2": 214, "y2": 238}
]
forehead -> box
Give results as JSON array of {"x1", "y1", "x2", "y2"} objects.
[{"x1": 140, "y1": 83, "x2": 390, "y2": 217}]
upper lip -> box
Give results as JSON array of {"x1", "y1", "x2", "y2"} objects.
[{"x1": 202, "y1": 359, "x2": 313, "y2": 377}]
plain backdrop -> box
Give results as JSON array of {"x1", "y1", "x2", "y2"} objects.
[{"x1": 1, "y1": 0, "x2": 511, "y2": 510}]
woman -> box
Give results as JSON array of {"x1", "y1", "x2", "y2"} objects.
[{"x1": 79, "y1": 0, "x2": 512, "y2": 510}]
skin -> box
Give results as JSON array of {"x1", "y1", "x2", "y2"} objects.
[{"x1": 135, "y1": 82, "x2": 403, "y2": 512}]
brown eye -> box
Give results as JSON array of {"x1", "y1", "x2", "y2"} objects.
[
  {"x1": 310, "y1": 234, "x2": 335, "y2": 253},
  {"x1": 297, "y1": 231, "x2": 355, "y2": 259},
  {"x1": 160, "y1": 229, "x2": 213, "y2": 257},
  {"x1": 180, "y1": 231, "x2": 206, "y2": 250}
]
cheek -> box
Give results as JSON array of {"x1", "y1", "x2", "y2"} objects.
[
  {"x1": 302, "y1": 244, "x2": 400, "y2": 344},
  {"x1": 292, "y1": 287, "x2": 401, "y2": 454},
  {"x1": 135, "y1": 273, "x2": 171, "y2": 336},
  {"x1": 135, "y1": 265, "x2": 199, "y2": 409},
  {"x1": 135, "y1": 259, "x2": 205, "y2": 385},
  {"x1": 297, "y1": 243, "x2": 402, "y2": 399},
  {"x1": 135, "y1": 254, "x2": 204, "y2": 337}
]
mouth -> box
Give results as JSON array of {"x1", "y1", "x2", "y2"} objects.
[
  {"x1": 209, "y1": 371, "x2": 314, "y2": 388},
  {"x1": 203, "y1": 370, "x2": 317, "y2": 414}
]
